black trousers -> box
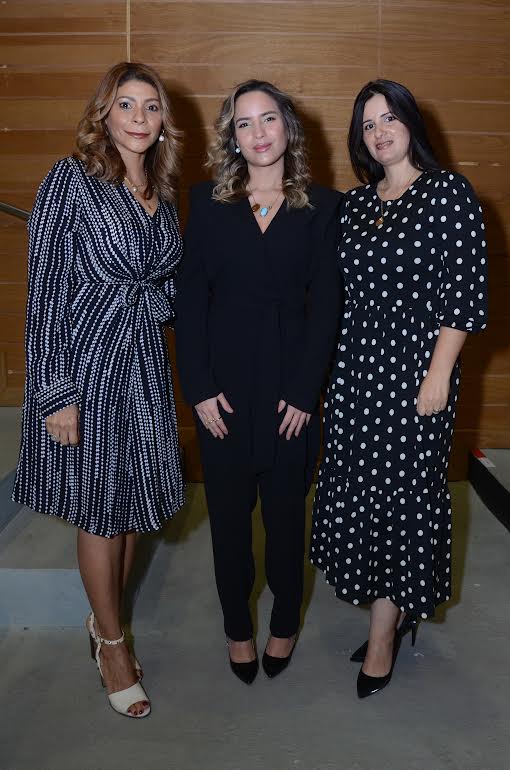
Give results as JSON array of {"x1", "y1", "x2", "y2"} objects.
[{"x1": 198, "y1": 409, "x2": 311, "y2": 641}]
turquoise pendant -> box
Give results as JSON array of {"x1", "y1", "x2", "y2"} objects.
[{"x1": 260, "y1": 206, "x2": 269, "y2": 217}]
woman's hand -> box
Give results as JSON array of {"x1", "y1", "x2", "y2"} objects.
[
  {"x1": 45, "y1": 404, "x2": 80, "y2": 446},
  {"x1": 278, "y1": 400, "x2": 311, "y2": 440},
  {"x1": 195, "y1": 393, "x2": 234, "y2": 439},
  {"x1": 416, "y1": 372, "x2": 450, "y2": 417}
]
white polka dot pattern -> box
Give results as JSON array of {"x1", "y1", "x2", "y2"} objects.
[
  {"x1": 12, "y1": 157, "x2": 184, "y2": 537},
  {"x1": 311, "y1": 170, "x2": 488, "y2": 617}
]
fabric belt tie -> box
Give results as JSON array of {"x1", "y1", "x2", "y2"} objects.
[
  {"x1": 79, "y1": 280, "x2": 173, "y2": 324},
  {"x1": 120, "y1": 280, "x2": 173, "y2": 323}
]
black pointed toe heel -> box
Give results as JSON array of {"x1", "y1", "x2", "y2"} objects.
[
  {"x1": 350, "y1": 614, "x2": 419, "y2": 663},
  {"x1": 350, "y1": 640, "x2": 368, "y2": 663},
  {"x1": 227, "y1": 640, "x2": 259, "y2": 685},
  {"x1": 262, "y1": 635, "x2": 297, "y2": 679},
  {"x1": 357, "y1": 634, "x2": 401, "y2": 699}
]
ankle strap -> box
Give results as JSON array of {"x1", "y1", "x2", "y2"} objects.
[{"x1": 98, "y1": 632, "x2": 125, "y2": 646}]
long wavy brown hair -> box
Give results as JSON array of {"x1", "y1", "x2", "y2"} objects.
[
  {"x1": 74, "y1": 62, "x2": 181, "y2": 202},
  {"x1": 207, "y1": 80, "x2": 311, "y2": 208}
]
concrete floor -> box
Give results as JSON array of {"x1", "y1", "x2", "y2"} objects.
[
  {"x1": 1, "y1": 477, "x2": 510, "y2": 770},
  {"x1": 0, "y1": 406, "x2": 21, "y2": 481}
]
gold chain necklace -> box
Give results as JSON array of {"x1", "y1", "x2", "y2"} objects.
[
  {"x1": 375, "y1": 172, "x2": 419, "y2": 227},
  {"x1": 248, "y1": 189, "x2": 282, "y2": 218},
  {"x1": 124, "y1": 172, "x2": 147, "y2": 194}
]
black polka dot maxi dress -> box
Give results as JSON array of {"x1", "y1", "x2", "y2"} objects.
[
  {"x1": 12, "y1": 157, "x2": 184, "y2": 537},
  {"x1": 311, "y1": 170, "x2": 488, "y2": 618}
]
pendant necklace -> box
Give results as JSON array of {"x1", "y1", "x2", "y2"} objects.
[
  {"x1": 249, "y1": 189, "x2": 282, "y2": 218},
  {"x1": 124, "y1": 172, "x2": 147, "y2": 194},
  {"x1": 375, "y1": 171, "x2": 419, "y2": 227},
  {"x1": 124, "y1": 172, "x2": 155, "y2": 213}
]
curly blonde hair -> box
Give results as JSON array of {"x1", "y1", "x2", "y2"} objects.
[
  {"x1": 206, "y1": 80, "x2": 311, "y2": 208},
  {"x1": 74, "y1": 62, "x2": 181, "y2": 203}
]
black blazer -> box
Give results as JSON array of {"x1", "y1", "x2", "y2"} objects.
[{"x1": 175, "y1": 181, "x2": 343, "y2": 470}]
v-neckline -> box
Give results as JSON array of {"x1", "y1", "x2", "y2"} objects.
[
  {"x1": 245, "y1": 194, "x2": 285, "y2": 236},
  {"x1": 122, "y1": 182, "x2": 160, "y2": 220}
]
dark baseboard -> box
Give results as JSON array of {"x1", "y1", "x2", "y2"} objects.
[{"x1": 468, "y1": 451, "x2": 510, "y2": 534}]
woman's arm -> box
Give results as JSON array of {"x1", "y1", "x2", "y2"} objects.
[
  {"x1": 417, "y1": 172, "x2": 488, "y2": 417},
  {"x1": 416, "y1": 327, "x2": 467, "y2": 416},
  {"x1": 26, "y1": 159, "x2": 81, "y2": 432},
  {"x1": 280, "y1": 191, "x2": 343, "y2": 437},
  {"x1": 174, "y1": 186, "x2": 233, "y2": 438}
]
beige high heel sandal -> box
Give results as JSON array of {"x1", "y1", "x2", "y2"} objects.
[
  {"x1": 86, "y1": 612, "x2": 143, "y2": 680},
  {"x1": 94, "y1": 630, "x2": 151, "y2": 718}
]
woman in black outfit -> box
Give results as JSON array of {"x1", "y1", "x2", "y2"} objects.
[
  {"x1": 175, "y1": 80, "x2": 342, "y2": 683},
  {"x1": 311, "y1": 80, "x2": 488, "y2": 698}
]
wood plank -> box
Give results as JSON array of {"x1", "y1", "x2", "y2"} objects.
[
  {"x1": 0, "y1": 192, "x2": 36, "y2": 213},
  {"x1": 0, "y1": 100, "x2": 87, "y2": 131},
  {"x1": 385, "y1": 0, "x2": 509, "y2": 10},
  {"x1": 456, "y1": 403, "x2": 510, "y2": 432},
  {"x1": 456, "y1": 427, "x2": 510, "y2": 450},
  {"x1": 0, "y1": 154, "x2": 72, "y2": 185},
  {"x1": 131, "y1": 33, "x2": 379, "y2": 68},
  {"x1": 4, "y1": 346, "x2": 25, "y2": 378},
  {"x1": 0, "y1": 228, "x2": 29, "y2": 259},
  {"x1": 420, "y1": 101, "x2": 510, "y2": 138},
  {"x1": 0, "y1": 66, "x2": 376, "y2": 100},
  {"x1": 131, "y1": 1, "x2": 378, "y2": 35},
  {"x1": 1, "y1": 35, "x2": 126, "y2": 68},
  {"x1": 396, "y1": 72, "x2": 510, "y2": 103},
  {"x1": 460, "y1": 374, "x2": 510, "y2": 404},
  {"x1": 436, "y1": 134, "x2": 510, "y2": 168},
  {"x1": 0, "y1": 284, "x2": 27, "y2": 315},
  {"x1": 382, "y1": 3, "x2": 510, "y2": 43},
  {"x1": 381, "y1": 38, "x2": 510, "y2": 76},
  {"x1": 0, "y1": 0, "x2": 126, "y2": 34},
  {"x1": 0, "y1": 315, "x2": 24, "y2": 344},
  {"x1": 0, "y1": 72, "x2": 120, "y2": 100},
  {"x1": 0, "y1": 386, "x2": 24, "y2": 407},
  {"x1": 0, "y1": 252, "x2": 28, "y2": 282}
]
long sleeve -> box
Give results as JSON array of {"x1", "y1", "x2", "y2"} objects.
[
  {"x1": 283, "y1": 192, "x2": 343, "y2": 412},
  {"x1": 25, "y1": 158, "x2": 81, "y2": 419},
  {"x1": 174, "y1": 186, "x2": 218, "y2": 406},
  {"x1": 434, "y1": 172, "x2": 488, "y2": 333}
]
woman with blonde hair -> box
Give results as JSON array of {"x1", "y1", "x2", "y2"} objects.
[
  {"x1": 176, "y1": 80, "x2": 342, "y2": 683},
  {"x1": 13, "y1": 61, "x2": 184, "y2": 717}
]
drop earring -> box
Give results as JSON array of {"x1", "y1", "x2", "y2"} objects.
[
  {"x1": 158, "y1": 130, "x2": 165, "y2": 143},
  {"x1": 235, "y1": 145, "x2": 241, "y2": 154}
]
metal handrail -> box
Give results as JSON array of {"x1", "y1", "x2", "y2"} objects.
[{"x1": 0, "y1": 200, "x2": 30, "y2": 221}]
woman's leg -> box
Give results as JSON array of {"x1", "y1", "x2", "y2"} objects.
[
  {"x1": 259, "y1": 442, "x2": 306, "y2": 658},
  {"x1": 122, "y1": 531, "x2": 140, "y2": 591},
  {"x1": 77, "y1": 529, "x2": 148, "y2": 716},
  {"x1": 362, "y1": 598, "x2": 400, "y2": 677}
]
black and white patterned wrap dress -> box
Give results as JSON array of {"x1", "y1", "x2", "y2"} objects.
[
  {"x1": 13, "y1": 157, "x2": 184, "y2": 537},
  {"x1": 311, "y1": 170, "x2": 488, "y2": 618}
]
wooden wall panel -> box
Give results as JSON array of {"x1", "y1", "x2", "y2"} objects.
[
  {"x1": 1, "y1": 1, "x2": 125, "y2": 34},
  {"x1": 1, "y1": 0, "x2": 509, "y2": 480},
  {"x1": 132, "y1": 33, "x2": 378, "y2": 68},
  {"x1": 0, "y1": 1, "x2": 127, "y2": 408},
  {"x1": 132, "y1": 2, "x2": 379, "y2": 35}
]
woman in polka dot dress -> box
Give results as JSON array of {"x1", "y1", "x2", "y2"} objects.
[{"x1": 311, "y1": 80, "x2": 488, "y2": 698}]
